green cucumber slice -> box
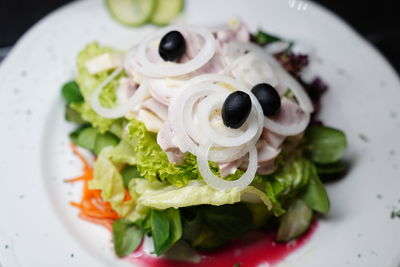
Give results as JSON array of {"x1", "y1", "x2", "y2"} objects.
[
  {"x1": 106, "y1": 0, "x2": 156, "y2": 26},
  {"x1": 150, "y1": 0, "x2": 184, "y2": 26},
  {"x1": 276, "y1": 199, "x2": 313, "y2": 242}
]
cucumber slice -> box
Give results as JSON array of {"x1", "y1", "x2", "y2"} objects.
[
  {"x1": 150, "y1": 0, "x2": 184, "y2": 26},
  {"x1": 276, "y1": 199, "x2": 313, "y2": 242},
  {"x1": 106, "y1": 0, "x2": 156, "y2": 26}
]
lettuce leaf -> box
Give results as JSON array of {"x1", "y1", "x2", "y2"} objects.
[
  {"x1": 258, "y1": 158, "x2": 315, "y2": 216},
  {"x1": 108, "y1": 140, "x2": 138, "y2": 165},
  {"x1": 76, "y1": 42, "x2": 121, "y2": 106},
  {"x1": 89, "y1": 147, "x2": 142, "y2": 220},
  {"x1": 130, "y1": 179, "x2": 273, "y2": 211},
  {"x1": 71, "y1": 42, "x2": 125, "y2": 132},
  {"x1": 70, "y1": 102, "x2": 114, "y2": 133},
  {"x1": 124, "y1": 119, "x2": 200, "y2": 187}
]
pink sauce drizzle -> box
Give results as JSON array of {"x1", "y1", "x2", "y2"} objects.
[{"x1": 128, "y1": 221, "x2": 317, "y2": 267}]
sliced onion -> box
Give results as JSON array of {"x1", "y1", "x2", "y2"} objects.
[
  {"x1": 168, "y1": 74, "x2": 265, "y2": 162},
  {"x1": 224, "y1": 42, "x2": 314, "y2": 113},
  {"x1": 264, "y1": 98, "x2": 310, "y2": 136},
  {"x1": 148, "y1": 77, "x2": 186, "y2": 105},
  {"x1": 127, "y1": 25, "x2": 216, "y2": 78},
  {"x1": 90, "y1": 67, "x2": 149, "y2": 119},
  {"x1": 264, "y1": 41, "x2": 291, "y2": 54},
  {"x1": 196, "y1": 92, "x2": 259, "y2": 147},
  {"x1": 197, "y1": 142, "x2": 258, "y2": 191},
  {"x1": 169, "y1": 81, "x2": 246, "y2": 162},
  {"x1": 224, "y1": 51, "x2": 278, "y2": 88}
]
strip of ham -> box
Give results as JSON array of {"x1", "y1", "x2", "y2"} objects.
[
  {"x1": 141, "y1": 98, "x2": 168, "y2": 121},
  {"x1": 218, "y1": 158, "x2": 244, "y2": 178},
  {"x1": 157, "y1": 123, "x2": 186, "y2": 163},
  {"x1": 261, "y1": 128, "x2": 286, "y2": 150},
  {"x1": 116, "y1": 77, "x2": 138, "y2": 104},
  {"x1": 148, "y1": 78, "x2": 186, "y2": 105},
  {"x1": 268, "y1": 97, "x2": 309, "y2": 135}
]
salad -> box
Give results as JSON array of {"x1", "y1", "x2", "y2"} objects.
[{"x1": 63, "y1": 20, "x2": 347, "y2": 264}]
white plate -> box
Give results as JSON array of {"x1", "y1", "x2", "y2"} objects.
[{"x1": 1, "y1": 0, "x2": 400, "y2": 266}]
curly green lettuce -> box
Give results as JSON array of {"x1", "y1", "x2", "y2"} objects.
[
  {"x1": 69, "y1": 42, "x2": 124, "y2": 133},
  {"x1": 123, "y1": 119, "x2": 200, "y2": 187}
]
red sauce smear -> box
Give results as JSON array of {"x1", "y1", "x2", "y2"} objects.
[{"x1": 128, "y1": 221, "x2": 317, "y2": 267}]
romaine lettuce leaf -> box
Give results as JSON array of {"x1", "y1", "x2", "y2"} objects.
[
  {"x1": 108, "y1": 140, "x2": 138, "y2": 165},
  {"x1": 129, "y1": 179, "x2": 273, "y2": 211},
  {"x1": 89, "y1": 147, "x2": 141, "y2": 220}
]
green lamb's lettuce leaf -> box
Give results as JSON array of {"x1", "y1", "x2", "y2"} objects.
[
  {"x1": 69, "y1": 125, "x2": 119, "y2": 155},
  {"x1": 89, "y1": 147, "x2": 139, "y2": 220},
  {"x1": 300, "y1": 163, "x2": 330, "y2": 214},
  {"x1": 94, "y1": 132, "x2": 119, "y2": 155},
  {"x1": 74, "y1": 127, "x2": 98, "y2": 151},
  {"x1": 253, "y1": 30, "x2": 282, "y2": 46},
  {"x1": 306, "y1": 125, "x2": 347, "y2": 164},
  {"x1": 62, "y1": 81, "x2": 84, "y2": 104},
  {"x1": 122, "y1": 165, "x2": 143, "y2": 189},
  {"x1": 151, "y1": 208, "x2": 182, "y2": 255},
  {"x1": 124, "y1": 119, "x2": 200, "y2": 187},
  {"x1": 65, "y1": 106, "x2": 86, "y2": 124},
  {"x1": 112, "y1": 219, "x2": 143, "y2": 257}
]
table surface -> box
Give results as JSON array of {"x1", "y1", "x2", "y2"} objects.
[{"x1": 0, "y1": 0, "x2": 399, "y2": 74}]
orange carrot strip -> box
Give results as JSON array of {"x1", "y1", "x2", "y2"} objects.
[
  {"x1": 70, "y1": 143, "x2": 91, "y2": 171},
  {"x1": 79, "y1": 213, "x2": 114, "y2": 231},
  {"x1": 68, "y1": 143, "x2": 122, "y2": 229}
]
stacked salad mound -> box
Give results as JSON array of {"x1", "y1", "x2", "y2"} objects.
[{"x1": 63, "y1": 21, "x2": 347, "y2": 258}]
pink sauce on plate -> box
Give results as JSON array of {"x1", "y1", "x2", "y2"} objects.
[{"x1": 128, "y1": 221, "x2": 317, "y2": 267}]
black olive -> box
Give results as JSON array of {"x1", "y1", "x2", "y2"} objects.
[
  {"x1": 158, "y1": 31, "x2": 186, "y2": 62},
  {"x1": 222, "y1": 91, "x2": 252, "y2": 129},
  {"x1": 251, "y1": 83, "x2": 281, "y2": 116}
]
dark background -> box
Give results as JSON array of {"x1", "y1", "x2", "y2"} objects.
[{"x1": 0, "y1": 0, "x2": 399, "y2": 73}]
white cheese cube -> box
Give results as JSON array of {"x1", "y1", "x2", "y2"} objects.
[{"x1": 84, "y1": 53, "x2": 122, "y2": 74}]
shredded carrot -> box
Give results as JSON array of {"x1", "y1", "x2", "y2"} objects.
[
  {"x1": 124, "y1": 189, "x2": 132, "y2": 201},
  {"x1": 67, "y1": 144, "x2": 121, "y2": 228}
]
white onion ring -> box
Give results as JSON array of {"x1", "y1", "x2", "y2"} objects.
[
  {"x1": 169, "y1": 81, "x2": 246, "y2": 162},
  {"x1": 196, "y1": 92, "x2": 259, "y2": 147},
  {"x1": 197, "y1": 142, "x2": 258, "y2": 191},
  {"x1": 263, "y1": 98, "x2": 310, "y2": 136},
  {"x1": 169, "y1": 74, "x2": 265, "y2": 162},
  {"x1": 264, "y1": 41, "x2": 291, "y2": 54},
  {"x1": 223, "y1": 42, "x2": 314, "y2": 135},
  {"x1": 90, "y1": 67, "x2": 149, "y2": 119},
  {"x1": 224, "y1": 51, "x2": 279, "y2": 88},
  {"x1": 224, "y1": 42, "x2": 314, "y2": 113},
  {"x1": 127, "y1": 25, "x2": 216, "y2": 77}
]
